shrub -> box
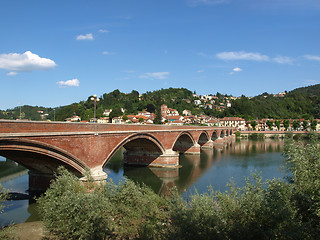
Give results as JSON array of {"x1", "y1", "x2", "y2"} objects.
[
  {"x1": 284, "y1": 140, "x2": 320, "y2": 238},
  {"x1": 248, "y1": 133, "x2": 264, "y2": 140},
  {"x1": 38, "y1": 167, "x2": 171, "y2": 240},
  {"x1": 0, "y1": 184, "x2": 6, "y2": 214}
]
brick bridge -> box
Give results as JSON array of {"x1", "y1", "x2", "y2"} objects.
[{"x1": 0, "y1": 120, "x2": 235, "y2": 191}]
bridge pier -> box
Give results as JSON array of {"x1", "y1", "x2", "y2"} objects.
[
  {"x1": 80, "y1": 166, "x2": 108, "y2": 182},
  {"x1": 29, "y1": 171, "x2": 55, "y2": 195},
  {"x1": 124, "y1": 149, "x2": 180, "y2": 168},
  {"x1": 183, "y1": 143, "x2": 201, "y2": 155},
  {"x1": 201, "y1": 140, "x2": 214, "y2": 149},
  {"x1": 213, "y1": 137, "x2": 225, "y2": 147}
]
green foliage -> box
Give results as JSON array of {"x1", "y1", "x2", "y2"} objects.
[
  {"x1": 266, "y1": 120, "x2": 274, "y2": 130},
  {"x1": 293, "y1": 120, "x2": 300, "y2": 130},
  {"x1": 284, "y1": 140, "x2": 320, "y2": 238},
  {"x1": 0, "y1": 184, "x2": 8, "y2": 214},
  {"x1": 283, "y1": 119, "x2": 290, "y2": 130},
  {"x1": 108, "y1": 107, "x2": 122, "y2": 120},
  {"x1": 0, "y1": 185, "x2": 17, "y2": 240},
  {"x1": 302, "y1": 120, "x2": 309, "y2": 131},
  {"x1": 250, "y1": 120, "x2": 258, "y2": 130},
  {"x1": 222, "y1": 84, "x2": 320, "y2": 119},
  {"x1": 38, "y1": 167, "x2": 111, "y2": 240},
  {"x1": 169, "y1": 173, "x2": 303, "y2": 240},
  {"x1": 38, "y1": 167, "x2": 170, "y2": 240},
  {"x1": 0, "y1": 225, "x2": 17, "y2": 240},
  {"x1": 248, "y1": 133, "x2": 265, "y2": 140},
  {"x1": 310, "y1": 120, "x2": 317, "y2": 131}
]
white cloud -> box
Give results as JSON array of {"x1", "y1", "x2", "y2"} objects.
[
  {"x1": 216, "y1": 51, "x2": 270, "y2": 61},
  {"x1": 304, "y1": 54, "x2": 320, "y2": 61},
  {"x1": 76, "y1": 33, "x2": 94, "y2": 40},
  {"x1": 102, "y1": 51, "x2": 114, "y2": 55},
  {"x1": 197, "y1": 70, "x2": 204, "y2": 73},
  {"x1": 140, "y1": 72, "x2": 170, "y2": 80},
  {"x1": 273, "y1": 55, "x2": 294, "y2": 64},
  {"x1": 233, "y1": 67, "x2": 243, "y2": 72},
  {"x1": 188, "y1": 0, "x2": 229, "y2": 6},
  {"x1": 0, "y1": 51, "x2": 56, "y2": 72},
  {"x1": 98, "y1": 29, "x2": 109, "y2": 33},
  {"x1": 57, "y1": 78, "x2": 80, "y2": 87},
  {"x1": 229, "y1": 67, "x2": 243, "y2": 75},
  {"x1": 7, "y1": 72, "x2": 17, "y2": 76}
]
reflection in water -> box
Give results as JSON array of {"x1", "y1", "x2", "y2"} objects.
[
  {"x1": 0, "y1": 140, "x2": 286, "y2": 226},
  {"x1": 0, "y1": 156, "x2": 40, "y2": 227},
  {"x1": 106, "y1": 140, "x2": 286, "y2": 196}
]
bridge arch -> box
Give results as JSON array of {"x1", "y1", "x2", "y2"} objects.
[
  {"x1": 212, "y1": 131, "x2": 219, "y2": 141},
  {"x1": 0, "y1": 138, "x2": 87, "y2": 176},
  {"x1": 198, "y1": 131, "x2": 210, "y2": 146},
  {"x1": 102, "y1": 133, "x2": 166, "y2": 167},
  {"x1": 220, "y1": 130, "x2": 226, "y2": 138},
  {"x1": 172, "y1": 131, "x2": 196, "y2": 153}
]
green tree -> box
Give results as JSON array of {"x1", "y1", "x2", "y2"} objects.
[
  {"x1": 283, "y1": 120, "x2": 290, "y2": 131},
  {"x1": 310, "y1": 120, "x2": 318, "y2": 131},
  {"x1": 274, "y1": 120, "x2": 281, "y2": 130},
  {"x1": 250, "y1": 120, "x2": 258, "y2": 130},
  {"x1": 302, "y1": 120, "x2": 309, "y2": 131},
  {"x1": 122, "y1": 115, "x2": 129, "y2": 121},
  {"x1": 146, "y1": 104, "x2": 155, "y2": 113},
  {"x1": 109, "y1": 107, "x2": 122, "y2": 120},
  {"x1": 266, "y1": 120, "x2": 273, "y2": 130},
  {"x1": 293, "y1": 120, "x2": 300, "y2": 130}
]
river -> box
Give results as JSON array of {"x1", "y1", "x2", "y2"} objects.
[{"x1": 0, "y1": 139, "x2": 286, "y2": 227}]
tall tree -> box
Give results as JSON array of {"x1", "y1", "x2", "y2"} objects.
[
  {"x1": 250, "y1": 120, "x2": 258, "y2": 130},
  {"x1": 266, "y1": 120, "x2": 273, "y2": 130},
  {"x1": 283, "y1": 120, "x2": 290, "y2": 131},
  {"x1": 292, "y1": 120, "x2": 300, "y2": 130}
]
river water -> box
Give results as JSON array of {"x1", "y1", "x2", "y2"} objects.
[{"x1": 0, "y1": 139, "x2": 287, "y2": 227}]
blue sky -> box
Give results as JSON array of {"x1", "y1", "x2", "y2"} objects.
[{"x1": 0, "y1": 0, "x2": 319, "y2": 110}]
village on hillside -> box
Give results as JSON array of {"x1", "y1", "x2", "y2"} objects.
[{"x1": 63, "y1": 102, "x2": 320, "y2": 132}]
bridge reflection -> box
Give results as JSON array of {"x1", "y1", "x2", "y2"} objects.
[{"x1": 106, "y1": 140, "x2": 285, "y2": 196}]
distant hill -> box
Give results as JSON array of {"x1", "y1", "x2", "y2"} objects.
[
  {"x1": 289, "y1": 84, "x2": 320, "y2": 96},
  {"x1": 1, "y1": 85, "x2": 320, "y2": 121},
  {"x1": 223, "y1": 84, "x2": 320, "y2": 120}
]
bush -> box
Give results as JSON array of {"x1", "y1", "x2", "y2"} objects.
[
  {"x1": 284, "y1": 140, "x2": 320, "y2": 238},
  {"x1": 38, "y1": 167, "x2": 170, "y2": 240},
  {"x1": 0, "y1": 184, "x2": 6, "y2": 214},
  {"x1": 169, "y1": 174, "x2": 303, "y2": 240},
  {"x1": 248, "y1": 133, "x2": 264, "y2": 140}
]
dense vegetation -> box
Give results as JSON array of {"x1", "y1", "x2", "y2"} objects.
[
  {"x1": 223, "y1": 90, "x2": 319, "y2": 120},
  {"x1": 37, "y1": 137, "x2": 320, "y2": 239},
  {"x1": 1, "y1": 84, "x2": 320, "y2": 121}
]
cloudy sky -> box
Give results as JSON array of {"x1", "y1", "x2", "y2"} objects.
[{"x1": 0, "y1": 0, "x2": 319, "y2": 109}]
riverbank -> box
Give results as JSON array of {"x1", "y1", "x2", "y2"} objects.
[{"x1": 2, "y1": 221, "x2": 43, "y2": 240}]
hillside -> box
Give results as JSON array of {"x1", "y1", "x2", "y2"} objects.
[{"x1": 1, "y1": 85, "x2": 320, "y2": 121}]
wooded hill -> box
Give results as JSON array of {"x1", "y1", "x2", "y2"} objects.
[{"x1": 1, "y1": 84, "x2": 320, "y2": 122}]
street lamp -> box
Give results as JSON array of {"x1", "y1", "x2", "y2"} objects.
[
  {"x1": 18, "y1": 102, "x2": 22, "y2": 120},
  {"x1": 90, "y1": 94, "x2": 100, "y2": 123},
  {"x1": 53, "y1": 108, "x2": 56, "y2": 121}
]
